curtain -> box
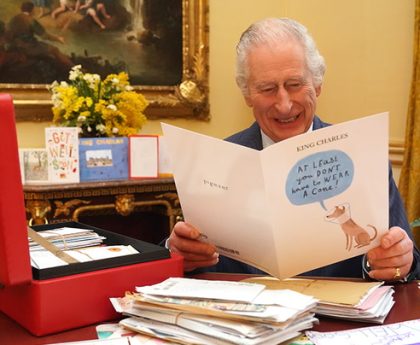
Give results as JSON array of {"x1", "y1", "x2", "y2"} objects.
[{"x1": 399, "y1": 0, "x2": 420, "y2": 246}]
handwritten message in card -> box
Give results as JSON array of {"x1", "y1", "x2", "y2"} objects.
[
  {"x1": 306, "y1": 319, "x2": 420, "y2": 345},
  {"x1": 45, "y1": 127, "x2": 80, "y2": 184}
]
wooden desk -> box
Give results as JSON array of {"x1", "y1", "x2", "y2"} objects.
[
  {"x1": 23, "y1": 178, "x2": 181, "y2": 244},
  {"x1": 0, "y1": 274, "x2": 419, "y2": 344}
]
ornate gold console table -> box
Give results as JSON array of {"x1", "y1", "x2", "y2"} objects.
[{"x1": 23, "y1": 178, "x2": 181, "y2": 244}]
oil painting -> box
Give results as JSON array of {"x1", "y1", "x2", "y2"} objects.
[
  {"x1": 0, "y1": 0, "x2": 209, "y2": 120},
  {"x1": 0, "y1": 0, "x2": 182, "y2": 85}
]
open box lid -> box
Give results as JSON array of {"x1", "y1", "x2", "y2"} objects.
[{"x1": 0, "y1": 94, "x2": 32, "y2": 287}]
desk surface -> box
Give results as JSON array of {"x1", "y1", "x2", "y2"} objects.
[{"x1": 1, "y1": 274, "x2": 419, "y2": 344}]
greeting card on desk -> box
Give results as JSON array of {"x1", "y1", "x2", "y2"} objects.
[
  {"x1": 158, "y1": 135, "x2": 173, "y2": 177},
  {"x1": 129, "y1": 135, "x2": 159, "y2": 179},
  {"x1": 19, "y1": 148, "x2": 49, "y2": 184},
  {"x1": 45, "y1": 127, "x2": 79, "y2": 183},
  {"x1": 161, "y1": 113, "x2": 389, "y2": 279},
  {"x1": 79, "y1": 137, "x2": 128, "y2": 182}
]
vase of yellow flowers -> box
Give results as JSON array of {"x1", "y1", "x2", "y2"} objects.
[
  {"x1": 49, "y1": 65, "x2": 148, "y2": 138},
  {"x1": 49, "y1": 65, "x2": 148, "y2": 182}
]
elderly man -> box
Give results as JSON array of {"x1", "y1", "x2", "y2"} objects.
[{"x1": 167, "y1": 18, "x2": 419, "y2": 282}]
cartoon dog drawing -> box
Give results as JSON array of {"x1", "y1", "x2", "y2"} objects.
[{"x1": 326, "y1": 205, "x2": 377, "y2": 251}]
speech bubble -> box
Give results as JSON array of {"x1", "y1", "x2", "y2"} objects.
[{"x1": 285, "y1": 150, "x2": 354, "y2": 210}]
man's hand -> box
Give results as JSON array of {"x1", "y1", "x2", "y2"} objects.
[
  {"x1": 168, "y1": 222, "x2": 219, "y2": 272},
  {"x1": 367, "y1": 226, "x2": 414, "y2": 281}
]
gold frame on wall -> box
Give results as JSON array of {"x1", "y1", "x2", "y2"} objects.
[{"x1": 1, "y1": 0, "x2": 209, "y2": 122}]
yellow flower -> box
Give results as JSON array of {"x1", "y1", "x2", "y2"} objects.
[{"x1": 49, "y1": 65, "x2": 148, "y2": 138}]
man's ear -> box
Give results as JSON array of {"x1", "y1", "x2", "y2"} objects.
[
  {"x1": 315, "y1": 84, "x2": 322, "y2": 97},
  {"x1": 244, "y1": 95, "x2": 253, "y2": 107},
  {"x1": 237, "y1": 77, "x2": 252, "y2": 106}
]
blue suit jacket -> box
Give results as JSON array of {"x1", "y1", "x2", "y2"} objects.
[{"x1": 197, "y1": 116, "x2": 420, "y2": 279}]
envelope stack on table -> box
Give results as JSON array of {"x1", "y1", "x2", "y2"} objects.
[
  {"x1": 111, "y1": 277, "x2": 319, "y2": 345},
  {"x1": 29, "y1": 226, "x2": 140, "y2": 270},
  {"x1": 244, "y1": 277, "x2": 395, "y2": 324}
]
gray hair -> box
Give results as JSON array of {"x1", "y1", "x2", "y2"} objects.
[{"x1": 236, "y1": 18, "x2": 326, "y2": 95}]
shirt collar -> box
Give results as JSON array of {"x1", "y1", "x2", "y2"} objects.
[{"x1": 261, "y1": 122, "x2": 314, "y2": 149}]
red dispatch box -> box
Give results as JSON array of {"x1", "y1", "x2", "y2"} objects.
[{"x1": 0, "y1": 94, "x2": 184, "y2": 336}]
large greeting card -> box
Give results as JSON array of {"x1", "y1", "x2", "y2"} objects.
[
  {"x1": 79, "y1": 137, "x2": 128, "y2": 182},
  {"x1": 45, "y1": 127, "x2": 80, "y2": 184},
  {"x1": 162, "y1": 113, "x2": 389, "y2": 279}
]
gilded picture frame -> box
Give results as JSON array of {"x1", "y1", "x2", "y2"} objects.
[{"x1": 0, "y1": 0, "x2": 209, "y2": 121}]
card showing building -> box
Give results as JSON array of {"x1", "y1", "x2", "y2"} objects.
[{"x1": 79, "y1": 137, "x2": 129, "y2": 182}]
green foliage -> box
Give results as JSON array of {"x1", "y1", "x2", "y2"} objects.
[
  {"x1": 50, "y1": 65, "x2": 148, "y2": 138},
  {"x1": 411, "y1": 218, "x2": 420, "y2": 228}
]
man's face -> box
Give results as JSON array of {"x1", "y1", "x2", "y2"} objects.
[{"x1": 244, "y1": 40, "x2": 321, "y2": 142}]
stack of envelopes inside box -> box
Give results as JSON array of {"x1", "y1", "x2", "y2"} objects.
[{"x1": 0, "y1": 93, "x2": 184, "y2": 336}]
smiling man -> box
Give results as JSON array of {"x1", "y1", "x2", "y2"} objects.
[
  {"x1": 237, "y1": 29, "x2": 322, "y2": 142},
  {"x1": 166, "y1": 17, "x2": 419, "y2": 282}
]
